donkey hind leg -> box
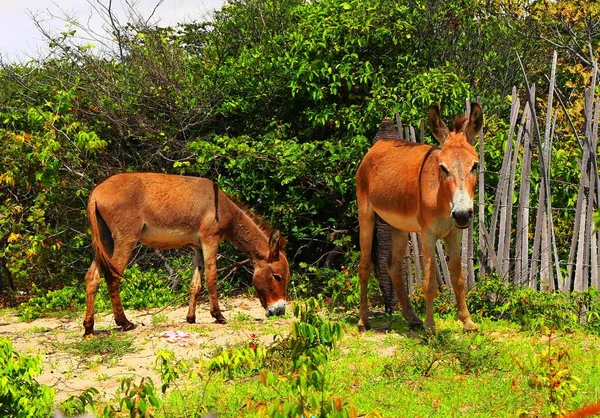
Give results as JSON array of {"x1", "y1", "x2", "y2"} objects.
[
  {"x1": 83, "y1": 260, "x2": 102, "y2": 336},
  {"x1": 186, "y1": 248, "x2": 204, "y2": 324},
  {"x1": 202, "y1": 237, "x2": 226, "y2": 323},
  {"x1": 421, "y1": 233, "x2": 438, "y2": 333},
  {"x1": 444, "y1": 230, "x2": 477, "y2": 332},
  {"x1": 388, "y1": 228, "x2": 423, "y2": 330},
  {"x1": 357, "y1": 202, "x2": 376, "y2": 332},
  {"x1": 105, "y1": 239, "x2": 137, "y2": 331}
]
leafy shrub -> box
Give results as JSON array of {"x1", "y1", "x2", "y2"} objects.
[
  {"x1": 467, "y1": 275, "x2": 600, "y2": 333},
  {"x1": 0, "y1": 338, "x2": 55, "y2": 417},
  {"x1": 260, "y1": 298, "x2": 352, "y2": 417},
  {"x1": 425, "y1": 330, "x2": 500, "y2": 374},
  {"x1": 18, "y1": 264, "x2": 189, "y2": 321},
  {"x1": 207, "y1": 345, "x2": 267, "y2": 379},
  {"x1": 514, "y1": 327, "x2": 581, "y2": 417},
  {"x1": 384, "y1": 330, "x2": 500, "y2": 380},
  {"x1": 103, "y1": 377, "x2": 160, "y2": 418}
]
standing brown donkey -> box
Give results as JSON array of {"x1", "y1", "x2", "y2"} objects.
[
  {"x1": 356, "y1": 103, "x2": 483, "y2": 332},
  {"x1": 83, "y1": 173, "x2": 290, "y2": 336}
]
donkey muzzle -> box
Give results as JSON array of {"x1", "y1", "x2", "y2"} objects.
[
  {"x1": 452, "y1": 208, "x2": 473, "y2": 229},
  {"x1": 266, "y1": 300, "x2": 286, "y2": 317}
]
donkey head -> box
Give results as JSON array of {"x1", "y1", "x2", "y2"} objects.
[
  {"x1": 428, "y1": 103, "x2": 483, "y2": 229},
  {"x1": 253, "y1": 229, "x2": 289, "y2": 316}
]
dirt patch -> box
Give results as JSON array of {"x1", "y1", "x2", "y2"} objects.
[{"x1": 0, "y1": 297, "x2": 293, "y2": 402}]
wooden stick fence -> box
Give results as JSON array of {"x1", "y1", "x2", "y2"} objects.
[{"x1": 373, "y1": 51, "x2": 599, "y2": 306}]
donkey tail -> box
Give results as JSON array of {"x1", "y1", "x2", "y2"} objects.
[{"x1": 88, "y1": 199, "x2": 120, "y2": 279}]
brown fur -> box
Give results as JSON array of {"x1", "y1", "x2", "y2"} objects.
[
  {"x1": 355, "y1": 104, "x2": 483, "y2": 332},
  {"x1": 82, "y1": 173, "x2": 290, "y2": 335}
]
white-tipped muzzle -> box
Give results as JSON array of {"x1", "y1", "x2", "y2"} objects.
[
  {"x1": 266, "y1": 300, "x2": 286, "y2": 317},
  {"x1": 451, "y1": 189, "x2": 474, "y2": 229}
]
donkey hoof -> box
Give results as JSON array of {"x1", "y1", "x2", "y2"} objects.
[
  {"x1": 212, "y1": 313, "x2": 227, "y2": 324},
  {"x1": 357, "y1": 320, "x2": 370, "y2": 332},
  {"x1": 424, "y1": 323, "x2": 437, "y2": 335},
  {"x1": 186, "y1": 316, "x2": 196, "y2": 324},
  {"x1": 408, "y1": 321, "x2": 424, "y2": 331},
  {"x1": 463, "y1": 320, "x2": 478, "y2": 332},
  {"x1": 120, "y1": 321, "x2": 136, "y2": 332}
]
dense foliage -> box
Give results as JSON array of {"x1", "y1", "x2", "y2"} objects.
[
  {"x1": 0, "y1": 339, "x2": 55, "y2": 417},
  {"x1": 0, "y1": 0, "x2": 599, "y2": 301}
]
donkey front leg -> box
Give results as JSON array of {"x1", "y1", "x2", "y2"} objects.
[
  {"x1": 83, "y1": 260, "x2": 101, "y2": 336},
  {"x1": 444, "y1": 230, "x2": 478, "y2": 331},
  {"x1": 202, "y1": 238, "x2": 226, "y2": 323},
  {"x1": 186, "y1": 248, "x2": 204, "y2": 324},
  {"x1": 421, "y1": 234, "x2": 438, "y2": 333}
]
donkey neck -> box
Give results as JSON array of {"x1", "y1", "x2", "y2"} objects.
[{"x1": 229, "y1": 207, "x2": 270, "y2": 262}]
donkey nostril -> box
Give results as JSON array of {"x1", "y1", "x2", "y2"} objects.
[
  {"x1": 452, "y1": 210, "x2": 473, "y2": 225},
  {"x1": 267, "y1": 302, "x2": 286, "y2": 317}
]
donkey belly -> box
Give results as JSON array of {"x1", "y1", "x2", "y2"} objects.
[
  {"x1": 374, "y1": 207, "x2": 421, "y2": 233},
  {"x1": 140, "y1": 224, "x2": 200, "y2": 249}
]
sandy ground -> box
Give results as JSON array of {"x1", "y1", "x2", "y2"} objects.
[{"x1": 0, "y1": 297, "x2": 294, "y2": 402}]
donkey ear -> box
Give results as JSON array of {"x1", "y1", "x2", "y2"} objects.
[
  {"x1": 465, "y1": 102, "x2": 483, "y2": 144},
  {"x1": 268, "y1": 229, "x2": 282, "y2": 259},
  {"x1": 428, "y1": 104, "x2": 450, "y2": 144}
]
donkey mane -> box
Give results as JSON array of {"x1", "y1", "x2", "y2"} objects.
[{"x1": 226, "y1": 194, "x2": 287, "y2": 247}]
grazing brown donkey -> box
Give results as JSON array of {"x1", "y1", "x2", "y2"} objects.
[
  {"x1": 83, "y1": 173, "x2": 290, "y2": 335},
  {"x1": 356, "y1": 103, "x2": 483, "y2": 332}
]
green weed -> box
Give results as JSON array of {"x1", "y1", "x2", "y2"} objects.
[
  {"x1": 57, "y1": 333, "x2": 136, "y2": 363},
  {"x1": 514, "y1": 327, "x2": 581, "y2": 416},
  {"x1": 151, "y1": 314, "x2": 169, "y2": 326}
]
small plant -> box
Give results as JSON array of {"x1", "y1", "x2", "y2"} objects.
[
  {"x1": 514, "y1": 326, "x2": 580, "y2": 416},
  {"x1": 259, "y1": 298, "x2": 355, "y2": 417},
  {"x1": 232, "y1": 311, "x2": 254, "y2": 323},
  {"x1": 102, "y1": 377, "x2": 160, "y2": 418},
  {"x1": 151, "y1": 314, "x2": 169, "y2": 327},
  {"x1": 383, "y1": 330, "x2": 499, "y2": 381},
  {"x1": 207, "y1": 344, "x2": 267, "y2": 379},
  {"x1": 154, "y1": 349, "x2": 189, "y2": 395},
  {"x1": 27, "y1": 325, "x2": 51, "y2": 333},
  {"x1": 58, "y1": 333, "x2": 136, "y2": 363},
  {"x1": 426, "y1": 330, "x2": 500, "y2": 374},
  {"x1": 58, "y1": 387, "x2": 99, "y2": 416}
]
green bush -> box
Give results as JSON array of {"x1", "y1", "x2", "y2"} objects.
[
  {"x1": 467, "y1": 275, "x2": 600, "y2": 333},
  {"x1": 18, "y1": 264, "x2": 189, "y2": 321},
  {"x1": 0, "y1": 338, "x2": 55, "y2": 417}
]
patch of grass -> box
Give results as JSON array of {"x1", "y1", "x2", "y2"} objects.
[
  {"x1": 57, "y1": 333, "x2": 136, "y2": 363},
  {"x1": 232, "y1": 312, "x2": 254, "y2": 323},
  {"x1": 26, "y1": 325, "x2": 51, "y2": 333},
  {"x1": 151, "y1": 314, "x2": 169, "y2": 326},
  {"x1": 154, "y1": 314, "x2": 600, "y2": 417},
  {"x1": 181, "y1": 324, "x2": 211, "y2": 337}
]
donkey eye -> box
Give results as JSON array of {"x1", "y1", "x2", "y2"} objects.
[
  {"x1": 273, "y1": 274, "x2": 283, "y2": 282},
  {"x1": 439, "y1": 164, "x2": 450, "y2": 177}
]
